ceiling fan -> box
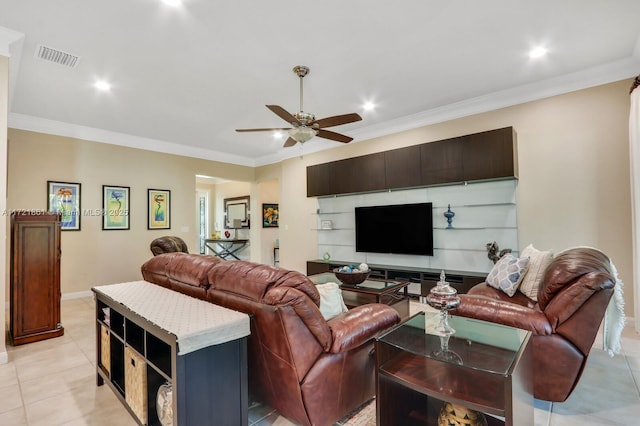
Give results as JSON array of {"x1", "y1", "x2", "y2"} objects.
[{"x1": 236, "y1": 65, "x2": 362, "y2": 147}]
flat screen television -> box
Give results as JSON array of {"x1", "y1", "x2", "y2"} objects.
[{"x1": 355, "y1": 202, "x2": 434, "y2": 256}]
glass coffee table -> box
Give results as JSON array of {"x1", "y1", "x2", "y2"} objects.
[
  {"x1": 376, "y1": 312, "x2": 533, "y2": 426},
  {"x1": 308, "y1": 272, "x2": 410, "y2": 319}
]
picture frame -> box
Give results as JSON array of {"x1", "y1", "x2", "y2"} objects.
[
  {"x1": 262, "y1": 203, "x2": 279, "y2": 228},
  {"x1": 47, "y1": 180, "x2": 81, "y2": 231},
  {"x1": 148, "y1": 189, "x2": 171, "y2": 229},
  {"x1": 102, "y1": 185, "x2": 130, "y2": 230}
]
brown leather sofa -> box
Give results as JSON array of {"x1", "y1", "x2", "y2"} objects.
[
  {"x1": 150, "y1": 235, "x2": 189, "y2": 256},
  {"x1": 141, "y1": 253, "x2": 400, "y2": 426},
  {"x1": 452, "y1": 247, "x2": 616, "y2": 402}
]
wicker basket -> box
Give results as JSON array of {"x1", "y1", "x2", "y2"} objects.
[
  {"x1": 333, "y1": 269, "x2": 370, "y2": 286},
  {"x1": 125, "y1": 347, "x2": 148, "y2": 424},
  {"x1": 100, "y1": 325, "x2": 110, "y2": 374}
]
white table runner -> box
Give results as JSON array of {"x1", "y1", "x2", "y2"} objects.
[{"x1": 93, "y1": 280, "x2": 250, "y2": 355}]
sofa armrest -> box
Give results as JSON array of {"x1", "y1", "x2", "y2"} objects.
[
  {"x1": 453, "y1": 295, "x2": 552, "y2": 335},
  {"x1": 327, "y1": 304, "x2": 400, "y2": 353}
]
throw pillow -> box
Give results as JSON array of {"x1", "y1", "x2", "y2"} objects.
[
  {"x1": 316, "y1": 282, "x2": 348, "y2": 320},
  {"x1": 486, "y1": 254, "x2": 530, "y2": 297},
  {"x1": 518, "y1": 244, "x2": 553, "y2": 301}
]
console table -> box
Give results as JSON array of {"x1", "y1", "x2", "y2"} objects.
[
  {"x1": 93, "y1": 281, "x2": 250, "y2": 426},
  {"x1": 376, "y1": 312, "x2": 533, "y2": 425},
  {"x1": 204, "y1": 238, "x2": 249, "y2": 259}
]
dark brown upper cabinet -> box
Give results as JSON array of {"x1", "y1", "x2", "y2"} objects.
[
  {"x1": 306, "y1": 162, "x2": 333, "y2": 197},
  {"x1": 307, "y1": 127, "x2": 517, "y2": 197},
  {"x1": 461, "y1": 127, "x2": 517, "y2": 181},
  {"x1": 330, "y1": 153, "x2": 386, "y2": 195},
  {"x1": 385, "y1": 145, "x2": 422, "y2": 189},
  {"x1": 420, "y1": 137, "x2": 465, "y2": 185}
]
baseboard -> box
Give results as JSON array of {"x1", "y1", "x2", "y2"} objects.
[
  {"x1": 0, "y1": 350, "x2": 8, "y2": 364},
  {"x1": 62, "y1": 290, "x2": 93, "y2": 300}
]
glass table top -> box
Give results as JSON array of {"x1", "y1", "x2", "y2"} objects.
[{"x1": 378, "y1": 312, "x2": 531, "y2": 375}]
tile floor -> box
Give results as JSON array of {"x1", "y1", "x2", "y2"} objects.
[{"x1": 1, "y1": 297, "x2": 639, "y2": 425}]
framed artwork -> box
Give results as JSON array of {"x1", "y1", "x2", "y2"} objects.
[
  {"x1": 148, "y1": 189, "x2": 171, "y2": 229},
  {"x1": 262, "y1": 203, "x2": 279, "y2": 228},
  {"x1": 47, "y1": 181, "x2": 81, "y2": 231},
  {"x1": 102, "y1": 185, "x2": 130, "y2": 230}
]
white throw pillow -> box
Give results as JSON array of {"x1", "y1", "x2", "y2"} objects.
[
  {"x1": 316, "y1": 282, "x2": 348, "y2": 320},
  {"x1": 486, "y1": 254, "x2": 530, "y2": 297},
  {"x1": 518, "y1": 244, "x2": 553, "y2": 301}
]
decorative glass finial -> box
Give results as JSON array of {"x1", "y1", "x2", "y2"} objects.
[{"x1": 426, "y1": 270, "x2": 461, "y2": 336}]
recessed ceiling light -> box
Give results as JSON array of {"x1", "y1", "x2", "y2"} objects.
[
  {"x1": 94, "y1": 80, "x2": 111, "y2": 91},
  {"x1": 529, "y1": 46, "x2": 548, "y2": 59},
  {"x1": 162, "y1": 0, "x2": 182, "y2": 6},
  {"x1": 363, "y1": 102, "x2": 376, "y2": 111}
]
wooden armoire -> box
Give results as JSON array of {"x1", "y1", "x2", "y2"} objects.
[{"x1": 10, "y1": 212, "x2": 64, "y2": 345}]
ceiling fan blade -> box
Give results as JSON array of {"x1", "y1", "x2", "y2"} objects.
[
  {"x1": 235, "y1": 127, "x2": 291, "y2": 132},
  {"x1": 283, "y1": 137, "x2": 298, "y2": 147},
  {"x1": 317, "y1": 129, "x2": 353, "y2": 143},
  {"x1": 266, "y1": 105, "x2": 301, "y2": 125},
  {"x1": 310, "y1": 113, "x2": 362, "y2": 128}
]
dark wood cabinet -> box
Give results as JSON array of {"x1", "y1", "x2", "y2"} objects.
[
  {"x1": 306, "y1": 127, "x2": 517, "y2": 197},
  {"x1": 385, "y1": 145, "x2": 422, "y2": 189},
  {"x1": 10, "y1": 212, "x2": 64, "y2": 345},
  {"x1": 420, "y1": 138, "x2": 465, "y2": 185},
  {"x1": 331, "y1": 152, "x2": 386, "y2": 194},
  {"x1": 461, "y1": 126, "x2": 517, "y2": 181},
  {"x1": 306, "y1": 162, "x2": 333, "y2": 197}
]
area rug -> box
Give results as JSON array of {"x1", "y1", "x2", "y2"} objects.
[{"x1": 339, "y1": 398, "x2": 376, "y2": 426}]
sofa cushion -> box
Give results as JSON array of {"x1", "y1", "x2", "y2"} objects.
[
  {"x1": 141, "y1": 253, "x2": 222, "y2": 288},
  {"x1": 208, "y1": 261, "x2": 320, "y2": 305},
  {"x1": 486, "y1": 254, "x2": 530, "y2": 297},
  {"x1": 538, "y1": 247, "x2": 614, "y2": 310},
  {"x1": 316, "y1": 282, "x2": 348, "y2": 320},
  {"x1": 518, "y1": 244, "x2": 553, "y2": 301}
]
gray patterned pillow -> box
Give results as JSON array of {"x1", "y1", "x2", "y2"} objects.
[{"x1": 486, "y1": 254, "x2": 530, "y2": 297}]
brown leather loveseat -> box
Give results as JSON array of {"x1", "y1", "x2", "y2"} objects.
[
  {"x1": 452, "y1": 247, "x2": 616, "y2": 402},
  {"x1": 141, "y1": 253, "x2": 400, "y2": 426}
]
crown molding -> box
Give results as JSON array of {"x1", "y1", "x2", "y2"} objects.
[{"x1": 8, "y1": 113, "x2": 256, "y2": 167}]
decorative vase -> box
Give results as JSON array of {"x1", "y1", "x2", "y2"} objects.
[
  {"x1": 426, "y1": 271, "x2": 460, "y2": 336},
  {"x1": 444, "y1": 204, "x2": 455, "y2": 229},
  {"x1": 323, "y1": 252, "x2": 331, "y2": 261}
]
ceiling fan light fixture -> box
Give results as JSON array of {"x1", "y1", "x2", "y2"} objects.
[{"x1": 289, "y1": 126, "x2": 318, "y2": 143}]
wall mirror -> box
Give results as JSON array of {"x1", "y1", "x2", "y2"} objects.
[{"x1": 224, "y1": 196, "x2": 250, "y2": 229}]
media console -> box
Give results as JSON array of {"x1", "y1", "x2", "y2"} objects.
[{"x1": 307, "y1": 260, "x2": 487, "y2": 298}]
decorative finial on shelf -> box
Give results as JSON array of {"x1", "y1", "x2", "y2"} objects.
[{"x1": 444, "y1": 204, "x2": 455, "y2": 229}]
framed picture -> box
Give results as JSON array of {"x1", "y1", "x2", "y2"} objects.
[
  {"x1": 148, "y1": 189, "x2": 171, "y2": 229},
  {"x1": 262, "y1": 203, "x2": 279, "y2": 228},
  {"x1": 102, "y1": 185, "x2": 130, "y2": 230},
  {"x1": 47, "y1": 181, "x2": 81, "y2": 231}
]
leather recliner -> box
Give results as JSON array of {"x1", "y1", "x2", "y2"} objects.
[
  {"x1": 141, "y1": 253, "x2": 400, "y2": 426},
  {"x1": 451, "y1": 247, "x2": 616, "y2": 402},
  {"x1": 149, "y1": 235, "x2": 189, "y2": 256}
]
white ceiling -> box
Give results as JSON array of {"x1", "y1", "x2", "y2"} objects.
[{"x1": 1, "y1": 0, "x2": 640, "y2": 167}]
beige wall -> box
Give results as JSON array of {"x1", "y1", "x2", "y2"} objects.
[
  {"x1": 277, "y1": 79, "x2": 634, "y2": 315},
  {"x1": 7, "y1": 129, "x2": 254, "y2": 294}
]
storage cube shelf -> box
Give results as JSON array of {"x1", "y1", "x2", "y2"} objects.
[{"x1": 94, "y1": 284, "x2": 249, "y2": 426}]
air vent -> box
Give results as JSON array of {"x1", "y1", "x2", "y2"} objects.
[{"x1": 34, "y1": 44, "x2": 80, "y2": 68}]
